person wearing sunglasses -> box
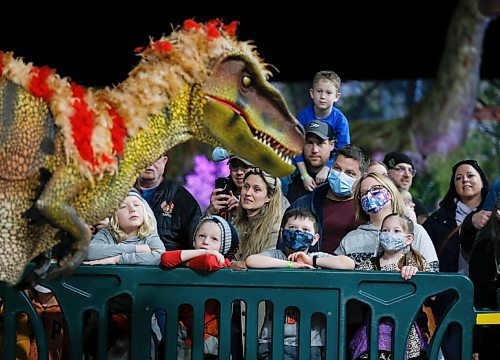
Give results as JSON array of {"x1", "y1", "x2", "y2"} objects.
[
  {"x1": 233, "y1": 167, "x2": 285, "y2": 263},
  {"x1": 383, "y1": 151, "x2": 429, "y2": 224}
]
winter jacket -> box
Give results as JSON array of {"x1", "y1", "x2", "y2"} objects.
[{"x1": 140, "y1": 178, "x2": 202, "y2": 250}]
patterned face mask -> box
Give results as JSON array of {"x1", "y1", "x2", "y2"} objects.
[
  {"x1": 378, "y1": 232, "x2": 408, "y2": 252},
  {"x1": 328, "y1": 169, "x2": 357, "y2": 197},
  {"x1": 282, "y1": 229, "x2": 315, "y2": 252},
  {"x1": 360, "y1": 187, "x2": 391, "y2": 213}
]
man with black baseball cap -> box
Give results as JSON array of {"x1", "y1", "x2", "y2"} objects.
[
  {"x1": 383, "y1": 151, "x2": 428, "y2": 223},
  {"x1": 284, "y1": 121, "x2": 335, "y2": 203}
]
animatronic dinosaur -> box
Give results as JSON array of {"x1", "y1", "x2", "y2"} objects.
[{"x1": 0, "y1": 19, "x2": 304, "y2": 286}]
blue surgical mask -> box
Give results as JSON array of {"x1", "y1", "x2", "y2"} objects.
[
  {"x1": 328, "y1": 169, "x2": 357, "y2": 197},
  {"x1": 282, "y1": 229, "x2": 315, "y2": 252},
  {"x1": 378, "y1": 232, "x2": 408, "y2": 252}
]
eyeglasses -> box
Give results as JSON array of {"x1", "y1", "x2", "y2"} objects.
[
  {"x1": 392, "y1": 166, "x2": 416, "y2": 176},
  {"x1": 358, "y1": 184, "x2": 386, "y2": 199}
]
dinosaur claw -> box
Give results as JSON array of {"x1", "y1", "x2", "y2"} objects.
[
  {"x1": 14, "y1": 251, "x2": 53, "y2": 290},
  {"x1": 46, "y1": 248, "x2": 88, "y2": 280}
]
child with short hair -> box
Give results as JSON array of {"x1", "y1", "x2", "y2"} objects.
[
  {"x1": 159, "y1": 215, "x2": 239, "y2": 359},
  {"x1": 246, "y1": 208, "x2": 354, "y2": 359},
  {"x1": 350, "y1": 213, "x2": 434, "y2": 360},
  {"x1": 296, "y1": 71, "x2": 351, "y2": 190},
  {"x1": 161, "y1": 215, "x2": 239, "y2": 269}
]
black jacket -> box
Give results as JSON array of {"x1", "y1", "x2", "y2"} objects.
[
  {"x1": 288, "y1": 183, "x2": 330, "y2": 252},
  {"x1": 423, "y1": 204, "x2": 458, "y2": 272},
  {"x1": 141, "y1": 178, "x2": 201, "y2": 250},
  {"x1": 423, "y1": 203, "x2": 475, "y2": 273}
]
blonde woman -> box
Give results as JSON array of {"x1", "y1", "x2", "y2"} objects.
[
  {"x1": 85, "y1": 189, "x2": 165, "y2": 266},
  {"x1": 233, "y1": 167, "x2": 284, "y2": 263},
  {"x1": 335, "y1": 173, "x2": 438, "y2": 271}
]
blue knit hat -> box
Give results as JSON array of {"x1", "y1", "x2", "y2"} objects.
[{"x1": 194, "y1": 215, "x2": 239, "y2": 256}]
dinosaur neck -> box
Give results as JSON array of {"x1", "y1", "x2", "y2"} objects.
[
  {"x1": 103, "y1": 56, "x2": 209, "y2": 137},
  {"x1": 117, "y1": 83, "x2": 212, "y2": 184}
]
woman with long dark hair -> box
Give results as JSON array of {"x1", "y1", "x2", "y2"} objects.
[{"x1": 423, "y1": 159, "x2": 489, "y2": 359}]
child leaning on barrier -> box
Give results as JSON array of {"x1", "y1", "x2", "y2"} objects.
[
  {"x1": 84, "y1": 189, "x2": 165, "y2": 266},
  {"x1": 159, "y1": 215, "x2": 239, "y2": 359},
  {"x1": 245, "y1": 208, "x2": 354, "y2": 360},
  {"x1": 83, "y1": 189, "x2": 165, "y2": 358},
  {"x1": 350, "y1": 213, "x2": 434, "y2": 360}
]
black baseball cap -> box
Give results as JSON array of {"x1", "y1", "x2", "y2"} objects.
[
  {"x1": 304, "y1": 121, "x2": 334, "y2": 140},
  {"x1": 228, "y1": 155, "x2": 252, "y2": 166}
]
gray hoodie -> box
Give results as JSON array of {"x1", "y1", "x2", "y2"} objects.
[
  {"x1": 87, "y1": 228, "x2": 165, "y2": 265},
  {"x1": 334, "y1": 222, "x2": 439, "y2": 271}
]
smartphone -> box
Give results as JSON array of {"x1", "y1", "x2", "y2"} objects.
[{"x1": 215, "y1": 177, "x2": 231, "y2": 195}]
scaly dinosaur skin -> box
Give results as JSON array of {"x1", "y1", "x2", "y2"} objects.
[{"x1": 0, "y1": 20, "x2": 304, "y2": 285}]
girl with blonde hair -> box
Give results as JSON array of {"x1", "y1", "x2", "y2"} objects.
[{"x1": 85, "y1": 189, "x2": 164, "y2": 265}]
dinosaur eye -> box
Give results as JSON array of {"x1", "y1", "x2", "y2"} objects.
[{"x1": 241, "y1": 75, "x2": 252, "y2": 88}]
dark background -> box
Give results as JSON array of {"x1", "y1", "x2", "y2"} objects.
[{"x1": 1, "y1": 1, "x2": 498, "y2": 86}]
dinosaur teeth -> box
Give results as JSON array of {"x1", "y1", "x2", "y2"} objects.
[{"x1": 252, "y1": 130, "x2": 294, "y2": 166}]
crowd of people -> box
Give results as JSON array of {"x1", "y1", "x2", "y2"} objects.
[{"x1": 18, "y1": 70, "x2": 499, "y2": 360}]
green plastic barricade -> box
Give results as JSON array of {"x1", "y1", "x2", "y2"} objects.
[{"x1": 0, "y1": 265, "x2": 479, "y2": 359}]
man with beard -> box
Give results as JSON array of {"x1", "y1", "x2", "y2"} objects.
[
  {"x1": 285, "y1": 121, "x2": 335, "y2": 204},
  {"x1": 287, "y1": 144, "x2": 369, "y2": 254},
  {"x1": 136, "y1": 152, "x2": 202, "y2": 250}
]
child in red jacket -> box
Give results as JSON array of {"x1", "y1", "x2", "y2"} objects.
[{"x1": 159, "y1": 215, "x2": 239, "y2": 359}]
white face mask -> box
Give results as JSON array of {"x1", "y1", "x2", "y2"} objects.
[{"x1": 378, "y1": 232, "x2": 408, "y2": 252}]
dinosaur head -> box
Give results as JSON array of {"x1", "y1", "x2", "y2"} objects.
[
  {"x1": 107, "y1": 19, "x2": 304, "y2": 177},
  {"x1": 201, "y1": 55, "x2": 304, "y2": 177}
]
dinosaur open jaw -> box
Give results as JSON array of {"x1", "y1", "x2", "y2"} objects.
[
  {"x1": 206, "y1": 95, "x2": 295, "y2": 165},
  {"x1": 253, "y1": 129, "x2": 294, "y2": 166}
]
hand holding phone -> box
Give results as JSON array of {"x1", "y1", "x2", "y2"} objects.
[
  {"x1": 214, "y1": 177, "x2": 231, "y2": 219},
  {"x1": 215, "y1": 177, "x2": 231, "y2": 196}
]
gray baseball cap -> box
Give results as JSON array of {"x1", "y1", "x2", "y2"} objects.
[{"x1": 304, "y1": 121, "x2": 334, "y2": 140}]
